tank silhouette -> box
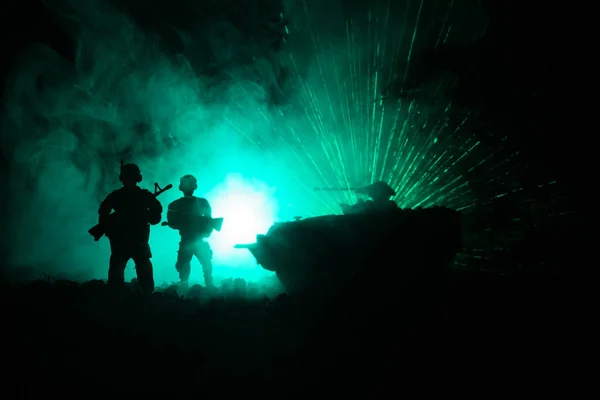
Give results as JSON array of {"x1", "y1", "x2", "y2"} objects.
[{"x1": 235, "y1": 206, "x2": 463, "y2": 295}]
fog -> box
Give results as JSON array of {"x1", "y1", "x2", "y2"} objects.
[{"x1": 1, "y1": 0, "x2": 496, "y2": 286}]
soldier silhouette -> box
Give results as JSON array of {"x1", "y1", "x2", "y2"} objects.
[
  {"x1": 98, "y1": 163, "x2": 163, "y2": 294},
  {"x1": 340, "y1": 181, "x2": 398, "y2": 214},
  {"x1": 165, "y1": 175, "x2": 214, "y2": 291}
]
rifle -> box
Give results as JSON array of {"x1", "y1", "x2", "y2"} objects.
[
  {"x1": 88, "y1": 182, "x2": 173, "y2": 241},
  {"x1": 161, "y1": 216, "x2": 224, "y2": 234}
]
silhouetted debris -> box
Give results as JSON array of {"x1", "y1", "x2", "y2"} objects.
[{"x1": 186, "y1": 283, "x2": 208, "y2": 300}]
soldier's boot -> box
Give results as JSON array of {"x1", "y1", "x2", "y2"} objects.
[
  {"x1": 202, "y1": 261, "x2": 214, "y2": 289},
  {"x1": 134, "y1": 258, "x2": 155, "y2": 296},
  {"x1": 177, "y1": 260, "x2": 191, "y2": 295},
  {"x1": 205, "y1": 275, "x2": 214, "y2": 290},
  {"x1": 179, "y1": 280, "x2": 189, "y2": 295},
  {"x1": 108, "y1": 254, "x2": 127, "y2": 289}
]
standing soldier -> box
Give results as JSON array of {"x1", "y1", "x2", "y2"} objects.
[
  {"x1": 98, "y1": 163, "x2": 163, "y2": 294},
  {"x1": 165, "y1": 175, "x2": 214, "y2": 291}
]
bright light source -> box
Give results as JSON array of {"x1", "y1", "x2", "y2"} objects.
[{"x1": 207, "y1": 173, "x2": 279, "y2": 266}]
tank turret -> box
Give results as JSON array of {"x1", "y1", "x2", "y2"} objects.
[{"x1": 235, "y1": 207, "x2": 463, "y2": 295}]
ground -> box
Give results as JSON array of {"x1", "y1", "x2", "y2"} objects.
[{"x1": 1, "y1": 269, "x2": 573, "y2": 389}]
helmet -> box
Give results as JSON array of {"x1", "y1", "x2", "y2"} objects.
[
  {"x1": 119, "y1": 163, "x2": 142, "y2": 184},
  {"x1": 355, "y1": 181, "x2": 396, "y2": 199},
  {"x1": 179, "y1": 174, "x2": 198, "y2": 192}
]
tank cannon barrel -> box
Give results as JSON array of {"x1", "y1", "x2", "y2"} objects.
[
  {"x1": 234, "y1": 242, "x2": 270, "y2": 270},
  {"x1": 234, "y1": 243, "x2": 257, "y2": 249}
]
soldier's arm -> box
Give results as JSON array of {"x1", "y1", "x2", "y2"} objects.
[
  {"x1": 98, "y1": 193, "x2": 114, "y2": 224},
  {"x1": 147, "y1": 195, "x2": 163, "y2": 225},
  {"x1": 166, "y1": 200, "x2": 183, "y2": 230},
  {"x1": 200, "y1": 198, "x2": 212, "y2": 218}
]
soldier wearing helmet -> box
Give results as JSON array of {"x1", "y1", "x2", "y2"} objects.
[
  {"x1": 98, "y1": 163, "x2": 163, "y2": 294},
  {"x1": 340, "y1": 181, "x2": 399, "y2": 214},
  {"x1": 165, "y1": 174, "x2": 214, "y2": 291}
]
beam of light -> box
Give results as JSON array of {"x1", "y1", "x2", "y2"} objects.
[
  {"x1": 204, "y1": 0, "x2": 572, "y2": 274},
  {"x1": 219, "y1": 0, "x2": 486, "y2": 213}
]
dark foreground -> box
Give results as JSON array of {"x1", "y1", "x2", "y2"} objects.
[{"x1": 1, "y1": 270, "x2": 572, "y2": 389}]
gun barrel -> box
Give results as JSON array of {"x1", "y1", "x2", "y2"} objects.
[
  {"x1": 155, "y1": 183, "x2": 173, "y2": 195},
  {"x1": 213, "y1": 217, "x2": 224, "y2": 232},
  {"x1": 234, "y1": 243, "x2": 256, "y2": 249},
  {"x1": 88, "y1": 224, "x2": 104, "y2": 241}
]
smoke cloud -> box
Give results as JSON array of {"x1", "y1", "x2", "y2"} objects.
[
  {"x1": 0, "y1": 0, "x2": 324, "y2": 285},
  {"x1": 1, "y1": 0, "x2": 507, "y2": 285}
]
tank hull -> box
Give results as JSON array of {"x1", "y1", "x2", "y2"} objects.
[{"x1": 243, "y1": 207, "x2": 463, "y2": 295}]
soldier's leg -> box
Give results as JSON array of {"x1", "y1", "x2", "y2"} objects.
[
  {"x1": 132, "y1": 243, "x2": 155, "y2": 295},
  {"x1": 176, "y1": 242, "x2": 194, "y2": 284},
  {"x1": 195, "y1": 241, "x2": 214, "y2": 288},
  {"x1": 108, "y1": 240, "x2": 129, "y2": 287}
]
